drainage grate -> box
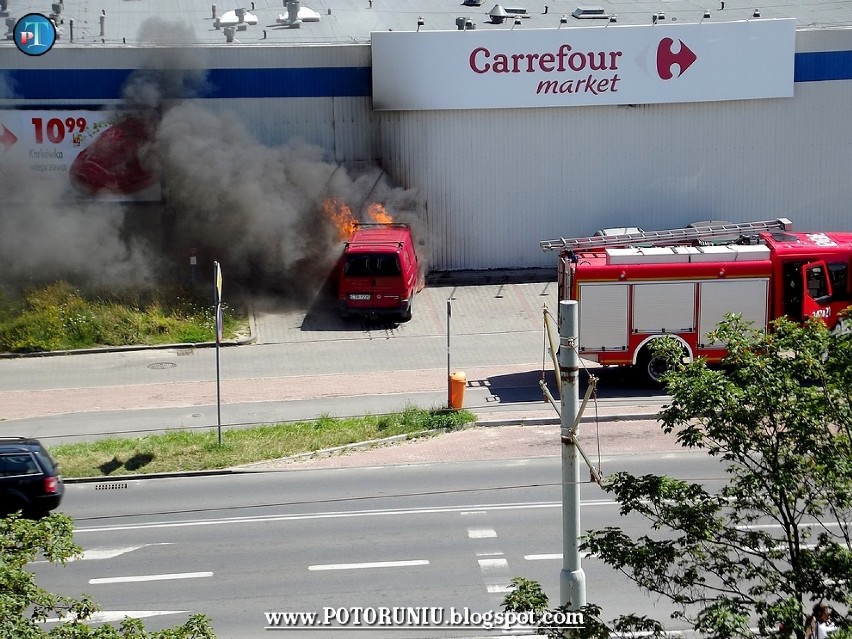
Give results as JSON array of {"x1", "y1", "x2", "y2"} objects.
[
  {"x1": 147, "y1": 362, "x2": 177, "y2": 370},
  {"x1": 94, "y1": 482, "x2": 129, "y2": 490}
]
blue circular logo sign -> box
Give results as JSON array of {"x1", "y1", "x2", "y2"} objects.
[{"x1": 14, "y1": 13, "x2": 57, "y2": 56}]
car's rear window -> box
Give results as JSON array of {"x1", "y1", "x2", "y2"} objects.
[
  {"x1": 344, "y1": 254, "x2": 402, "y2": 277},
  {"x1": 0, "y1": 453, "x2": 40, "y2": 477}
]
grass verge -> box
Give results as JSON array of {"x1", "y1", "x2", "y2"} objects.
[
  {"x1": 50, "y1": 407, "x2": 478, "y2": 478},
  {"x1": 0, "y1": 281, "x2": 245, "y2": 353}
]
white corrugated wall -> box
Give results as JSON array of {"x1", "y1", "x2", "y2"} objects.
[
  {"x1": 4, "y1": 38, "x2": 852, "y2": 272},
  {"x1": 377, "y1": 33, "x2": 852, "y2": 271}
]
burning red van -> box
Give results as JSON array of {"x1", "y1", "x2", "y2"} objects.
[{"x1": 335, "y1": 223, "x2": 420, "y2": 321}]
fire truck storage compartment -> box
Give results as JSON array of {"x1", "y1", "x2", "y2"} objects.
[
  {"x1": 697, "y1": 278, "x2": 769, "y2": 346},
  {"x1": 577, "y1": 283, "x2": 629, "y2": 351},
  {"x1": 632, "y1": 282, "x2": 695, "y2": 333}
]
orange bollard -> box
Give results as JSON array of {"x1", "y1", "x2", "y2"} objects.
[{"x1": 448, "y1": 371, "x2": 467, "y2": 410}]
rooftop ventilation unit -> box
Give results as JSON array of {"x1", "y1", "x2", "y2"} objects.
[
  {"x1": 504, "y1": 6, "x2": 527, "y2": 13},
  {"x1": 489, "y1": 5, "x2": 508, "y2": 23},
  {"x1": 572, "y1": 5, "x2": 610, "y2": 19},
  {"x1": 277, "y1": 1, "x2": 321, "y2": 26},
  {"x1": 218, "y1": 8, "x2": 259, "y2": 27},
  {"x1": 463, "y1": 0, "x2": 484, "y2": 6}
]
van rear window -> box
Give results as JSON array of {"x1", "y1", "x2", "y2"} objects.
[{"x1": 344, "y1": 254, "x2": 402, "y2": 277}]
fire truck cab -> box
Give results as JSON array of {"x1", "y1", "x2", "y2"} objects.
[{"x1": 541, "y1": 219, "x2": 852, "y2": 384}]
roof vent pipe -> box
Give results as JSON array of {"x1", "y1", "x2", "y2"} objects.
[
  {"x1": 0, "y1": 0, "x2": 7, "y2": 16},
  {"x1": 212, "y1": 4, "x2": 217, "y2": 19},
  {"x1": 99, "y1": 11, "x2": 105, "y2": 37},
  {"x1": 287, "y1": 0, "x2": 302, "y2": 27},
  {"x1": 50, "y1": 2, "x2": 64, "y2": 24},
  {"x1": 224, "y1": 25, "x2": 235, "y2": 41},
  {"x1": 489, "y1": 4, "x2": 508, "y2": 23},
  {"x1": 235, "y1": 7, "x2": 246, "y2": 22},
  {"x1": 69, "y1": 17, "x2": 73, "y2": 41}
]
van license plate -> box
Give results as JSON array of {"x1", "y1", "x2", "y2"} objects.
[{"x1": 349, "y1": 294, "x2": 371, "y2": 300}]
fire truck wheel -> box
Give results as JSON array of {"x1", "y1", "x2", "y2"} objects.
[{"x1": 636, "y1": 346, "x2": 670, "y2": 387}]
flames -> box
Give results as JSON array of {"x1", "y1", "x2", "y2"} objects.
[
  {"x1": 366, "y1": 203, "x2": 393, "y2": 224},
  {"x1": 322, "y1": 197, "x2": 394, "y2": 241}
]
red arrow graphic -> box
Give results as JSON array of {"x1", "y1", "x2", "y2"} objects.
[
  {"x1": 656, "y1": 38, "x2": 697, "y2": 80},
  {"x1": 0, "y1": 124, "x2": 18, "y2": 150}
]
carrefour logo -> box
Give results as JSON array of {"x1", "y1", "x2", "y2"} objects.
[
  {"x1": 14, "y1": 13, "x2": 57, "y2": 56},
  {"x1": 656, "y1": 37, "x2": 696, "y2": 80}
]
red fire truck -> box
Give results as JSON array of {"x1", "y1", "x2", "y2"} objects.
[{"x1": 540, "y1": 219, "x2": 852, "y2": 383}]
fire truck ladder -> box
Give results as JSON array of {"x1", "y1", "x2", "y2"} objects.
[{"x1": 539, "y1": 218, "x2": 793, "y2": 252}]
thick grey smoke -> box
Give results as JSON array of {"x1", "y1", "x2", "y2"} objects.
[
  {"x1": 155, "y1": 103, "x2": 426, "y2": 300},
  {"x1": 0, "y1": 16, "x2": 425, "y2": 302},
  {"x1": 0, "y1": 70, "x2": 152, "y2": 287},
  {"x1": 0, "y1": 128, "x2": 157, "y2": 288},
  {"x1": 0, "y1": 72, "x2": 17, "y2": 99}
]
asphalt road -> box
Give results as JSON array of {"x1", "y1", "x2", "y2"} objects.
[
  {"x1": 3, "y1": 281, "x2": 683, "y2": 638},
  {"x1": 33, "y1": 451, "x2": 727, "y2": 638}
]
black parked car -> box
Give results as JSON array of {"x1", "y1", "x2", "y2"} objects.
[{"x1": 0, "y1": 438, "x2": 64, "y2": 518}]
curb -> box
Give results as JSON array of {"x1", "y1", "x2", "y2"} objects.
[
  {"x1": 61, "y1": 411, "x2": 663, "y2": 484},
  {"x1": 0, "y1": 336, "x2": 256, "y2": 360}
]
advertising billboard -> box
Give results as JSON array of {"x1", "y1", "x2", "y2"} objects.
[
  {"x1": 0, "y1": 109, "x2": 161, "y2": 202},
  {"x1": 372, "y1": 19, "x2": 796, "y2": 110}
]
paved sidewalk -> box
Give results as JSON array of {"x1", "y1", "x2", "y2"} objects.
[
  {"x1": 240, "y1": 414, "x2": 680, "y2": 471},
  {"x1": 1, "y1": 279, "x2": 680, "y2": 466}
]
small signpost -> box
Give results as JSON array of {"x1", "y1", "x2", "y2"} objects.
[{"x1": 214, "y1": 261, "x2": 223, "y2": 446}]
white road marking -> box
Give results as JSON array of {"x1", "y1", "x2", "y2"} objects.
[
  {"x1": 524, "y1": 552, "x2": 593, "y2": 560},
  {"x1": 309, "y1": 559, "x2": 429, "y2": 571},
  {"x1": 89, "y1": 571, "x2": 213, "y2": 585},
  {"x1": 486, "y1": 584, "x2": 513, "y2": 593},
  {"x1": 33, "y1": 543, "x2": 174, "y2": 564},
  {"x1": 46, "y1": 610, "x2": 188, "y2": 624},
  {"x1": 475, "y1": 551, "x2": 504, "y2": 557},
  {"x1": 75, "y1": 500, "x2": 618, "y2": 534},
  {"x1": 78, "y1": 543, "x2": 174, "y2": 561},
  {"x1": 478, "y1": 558, "x2": 509, "y2": 573},
  {"x1": 467, "y1": 527, "x2": 497, "y2": 539}
]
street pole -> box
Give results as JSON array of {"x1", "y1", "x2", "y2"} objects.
[
  {"x1": 559, "y1": 299, "x2": 586, "y2": 609},
  {"x1": 446, "y1": 299, "x2": 452, "y2": 408},
  {"x1": 214, "y1": 261, "x2": 223, "y2": 446}
]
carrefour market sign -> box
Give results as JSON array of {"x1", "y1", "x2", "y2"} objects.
[{"x1": 371, "y1": 19, "x2": 795, "y2": 110}]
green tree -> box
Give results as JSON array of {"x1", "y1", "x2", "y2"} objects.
[
  {"x1": 0, "y1": 512, "x2": 215, "y2": 638},
  {"x1": 581, "y1": 315, "x2": 852, "y2": 639},
  {"x1": 502, "y1": 315, "x2": 852, "y2": 638}
]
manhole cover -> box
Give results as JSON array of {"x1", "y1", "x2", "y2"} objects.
[{"x1": 148, "y1": 362, "x2": 177, "y2": 370}]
